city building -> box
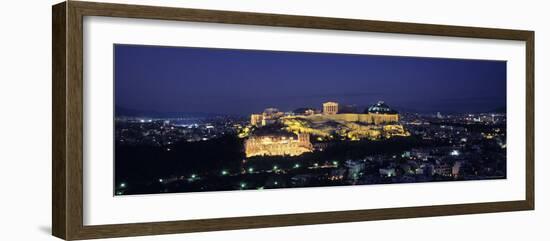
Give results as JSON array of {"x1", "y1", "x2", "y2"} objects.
[
  {"x1": 452, "y1": 161, "x2": 463, "y2": 177},
  {"x1": 379, "y1": 167, "x2": 397, "y2": 177}
]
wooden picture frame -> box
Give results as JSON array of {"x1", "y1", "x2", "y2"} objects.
[{"x1": 52, "y1": 1, "x2": 534, "y2": 240}]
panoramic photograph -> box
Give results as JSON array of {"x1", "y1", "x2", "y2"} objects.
[{"x1": 113, "y1": 44, "x2": 507, "y2": 196}]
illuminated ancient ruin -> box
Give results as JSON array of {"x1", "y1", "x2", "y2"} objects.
[
  {"x1": 245, "y1": 132, "x2": 313, "y2": 157},
  {"x1": 244, "y1": 101, "x2": 409, "y2": 157},
  {"x1": 322, "y1": 101, "x2": 339, "y2": 115}
]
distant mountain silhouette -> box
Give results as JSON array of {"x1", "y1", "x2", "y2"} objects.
[{"x1": 115, "y1": 106, "x2": 222, "y2": 118}]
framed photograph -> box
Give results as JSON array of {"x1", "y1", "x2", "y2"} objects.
[{"x1": 52, "y1": 1, "x2": 534, "y2": 240}]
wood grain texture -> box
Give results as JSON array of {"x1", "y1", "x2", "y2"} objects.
[
  {"x1": 74, "y1": 201, "x2": 530, "y2": 240},
  {"x1": 51, "y1": 1, "x2": 535, "y2": 240},
  {"x1": 72, "y1": 1, "x2": 533, "y2": 40},
  {"x1": 525, "y1": 32, "x2": 535, "y2": 209},
  {"x1": 66, "y1": 2, "x2": 85, "y2": 240},
  {"x1": 52, "y1": 2, "x2": 67, "y2": 240}
]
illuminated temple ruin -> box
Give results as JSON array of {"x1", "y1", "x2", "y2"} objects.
[
  {"x1": 244, "y1": 101, "x2": 409, "y2": 157},
  {"x1": 245, "y1": 132, "x2": 313, "y2": 157},
  {"x1": 322, "y1": 101, "x2": 339, "y2": 115},
  {"x1": 251, "y1": 101, "x2": 399, "y2": 127}
]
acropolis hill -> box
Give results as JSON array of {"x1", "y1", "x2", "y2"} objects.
[{"x1": 242, "y1": 101, "x2": 409, "y2": 158}]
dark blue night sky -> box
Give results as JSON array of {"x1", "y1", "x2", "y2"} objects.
[{"x1": 114, "y1": 44, "x2": 506, "y2": 116}]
